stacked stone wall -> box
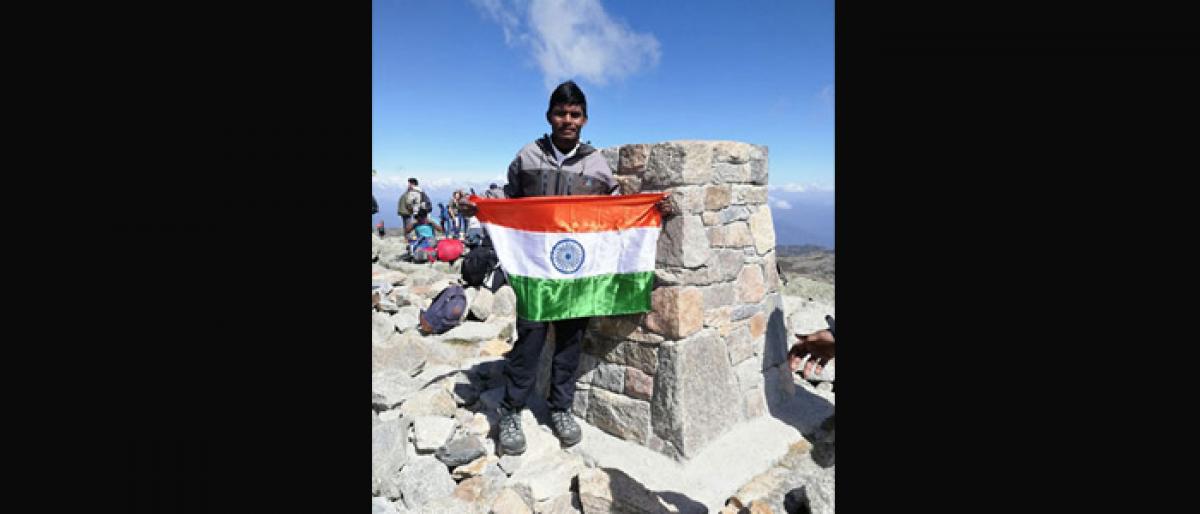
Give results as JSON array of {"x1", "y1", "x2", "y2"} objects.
[{"x1": 561, "y1": 140, "x2": 792, "y2": 461}]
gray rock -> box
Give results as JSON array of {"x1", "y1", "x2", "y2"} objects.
[
  {"x1": 750, "y1": 145, "x2": 769, "y2": 185},
  {"x1": 732, "y1": 303, "x2": 761, "y2": 322},
  {"x1": 725, "y1": 326, "x2": 755, "y2": 367},
  {"x1": 437, "y1": 321, "x2": 506, "y2": 344},
  {"x1": 392, "y1": 306, "x2": 421, "y2": 333},
  {"x1": 372, "y1": 496, "x2": 406, "y2": 514},
  {"x1": 590, "y1": 363, "x2": 625, "y2": 393},
  {"x1": 577, "y1": 467, "x2": 679, "y2": 514},
  {"x1": 398, "y1": 455, "x2": 456, "y2": 509},
  {"x1": 748, "y1": 206, "x2": 776, "y2": 255},
  {"x1": 373, "y1": 368, "x2": 423, "y2": 410},
  {"x1": 509, "y1": 452, "x2": 586, "y2": 503},
  {"x1": 651, "y1": 330, "x2": 744, "y2": 459},
  {"x1": 535, "y1": 493, "x2": 582, "y2": 514},
  {"x1": 571, "y1": 384, "x2": 590, "y2": 419},
  {"x1": 372, "y1": 417, "x2": 411, "y2": 499},
  {"x1": 713, "y1": 161, "x2": 751, "y2": 183},
  {"x1": 491, "y1": 487, "x2": 534, "y2": 514},
  {"x1": 373, "y1": 331, "x2": 443, "y2": 375},
  {"x1": 600, "y1": 146, "x2": 620, "y2": 174},
  {"x1": 586, "y1": 388, "x2": 652, "y2": 445},
  {"x1": 718, "y1": 205, "x2": 752, "y2": 224},
  {"x1": 621, "y1": 342, "x2": 659, "y2": 376},
  {"x1": 707, "y1": 249, "x2": 746, "y2": 284},
  {"x1": 733, "y1": 185, "x2": 768, "y2": 205},
  {"x1": 377, "y1": 299, "x2": 401, "y2": 314},
  {"x1": 701, "y1": 283, "x2": 736, "y2": 310},
  {"x1": 643, "y1": 141, "x2": 713, "y2": 187},
  {"x1": 470, "y1": 287, "x2": 495, "y2": 321},
  {"x1": 733, "y1": 356, "x2": 764, "y2": 394},
  {"x1": 413, "y1": 416, "x2": 457, "y2": 452},
  {"x1": 399, "y1": 386, "x2": 458, "y2": 419},
  {"x1": 374, "y1": 311, "x2": 397, "y2": 344},
  {"x1": 655, "y1": 214, "x2": 710, "y2": 269},
  {"x1": 492, "y1": 286, "x2": 517, "y2": 317},
  {"x1": 436, "y1": 434, "x2": 487, "y2": 467}
]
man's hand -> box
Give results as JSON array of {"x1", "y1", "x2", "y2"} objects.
[
  {"x1": 789, "y1": 329, "x2": 835, "y2": 379},
  {"x1": 655, "y1": 192, "x2": 676, "y2": 217}
]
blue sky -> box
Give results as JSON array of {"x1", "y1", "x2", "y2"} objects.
[{"x1": 373, "y1": 0, "x2": 833, "y2": 193}]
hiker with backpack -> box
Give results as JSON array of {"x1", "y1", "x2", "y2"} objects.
[
  {"x1": 455, "y1": 81, "x2": 675, "y2": 455},
  {"x1": 404, "y1": 211, "x2": 443, "y2": 262},
  {"x1": 397, "y1": 178, "x2": 433, "y2": 231}
]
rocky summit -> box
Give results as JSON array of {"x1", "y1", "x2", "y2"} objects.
[{"x1": 372, "y1": 140, "x2": 834, "y2": 514}]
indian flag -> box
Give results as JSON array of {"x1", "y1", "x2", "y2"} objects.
[{"x1": 470, "y1": 193, "x2": 666, "y2": 322}]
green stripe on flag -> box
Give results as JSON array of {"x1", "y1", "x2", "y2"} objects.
[{"x1": 508, "y1": 271, "x2": 656, "y2": 322}]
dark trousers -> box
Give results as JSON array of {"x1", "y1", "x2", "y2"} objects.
[{"x1": 502, "y1": 317, "x2": 589, "y2": 411}]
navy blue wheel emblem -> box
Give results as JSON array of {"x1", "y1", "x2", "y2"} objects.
[{"x1": 550, "y1": 238, "x2": 585, "y2": 274}]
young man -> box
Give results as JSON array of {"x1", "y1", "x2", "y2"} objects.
[
  {"x1": 397, "y1": 178, "x2": 423, "y2": 231},
  {"x1": 459, "y1": 81, "x2": 672, "y2": 454}
]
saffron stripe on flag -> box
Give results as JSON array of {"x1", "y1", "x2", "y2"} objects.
[
  {"x1": 469, "y1": 193, "x2": 665, "y2": 233},
  {"x1": 508, "y1": 272, "x2": 656, "y2": 322}
]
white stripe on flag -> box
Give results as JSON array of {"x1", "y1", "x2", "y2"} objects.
[{"x1": 481, "y1": 224, "x2": 659, "y2": 280}]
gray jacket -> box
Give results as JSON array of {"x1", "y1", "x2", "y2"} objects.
[{"x1": 504, "y1": 135, "x2": 617, "y2": 198}]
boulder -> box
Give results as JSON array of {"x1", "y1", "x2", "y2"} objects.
[
  {"x1": 492, "y1": 287, "x2": 517, "y2": 317},
  {"x1": 491, "y1": 487, "x2": 533, "y2": 514},
  {"x1": 399, "y1": 386, "x2": 457, "y2": 419},
  {"x1": 372, "y1": 417, "x2": 411, "y2": 499},
  {"x1": 413, "y1": 416, "x2": 457, "y2": 452},
  {"x1": 452, "y1": 454, "x2": 499, "y2": 480},
  {"x1": 436, "y1": 434, "x2": 487, "y2": 467},
  {"x1": 470, "y1": 287, "x2": 496, "y2": 321},
  {"x1": 373, "y1": 311, "x2": 396, "y2": 345},
  {"x1": 391, "y1": 306, "x2": 421, "y2": 333},
  {"x1": 398, "y1": 455, "x2": 456, "y2": 510},
  {"x1": 372, "y1": 368, "x2": 423, "y2": 410},
  {"x1": 577, "y1": 467, "x2": 679, "y2": 514}
]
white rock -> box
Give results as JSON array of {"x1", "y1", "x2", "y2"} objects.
[{"x1": 413, "y1": 416, "x2": 457, "y2": 451}]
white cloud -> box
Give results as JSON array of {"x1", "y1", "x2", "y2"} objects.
[
  {"x1": 769, "y1": 182, "x2": 834, "y2": 193},
  {"x1": 472, "y1": 0, "x2": 661, "y2": 89},
  {"x1": 770, "y1": 198, "x2": 793, "y2": 210},
  {"x1": 373, "y1": 173, "x2": 507, "y2": 193}
]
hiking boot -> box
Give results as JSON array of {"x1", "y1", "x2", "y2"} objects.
[
  {"x1": 497, "y1": 406, "x2": 526, "y2": 456},
  {"x1": 550, "y1": 409, "x2": 581, "y2": 447}
]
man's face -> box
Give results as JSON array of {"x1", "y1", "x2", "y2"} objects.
[{"x1": 547, "y1": 103, "x2": 587, "y2": 144}]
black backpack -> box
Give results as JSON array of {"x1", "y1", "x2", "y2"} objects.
[
  {"x1": 418, "y1": 191, "x2": 433, "y2": 216},
  {"x1": 462, "y1": 241, "x2": 500, "y2": 288},
  {"x1": 419, "y1": 284, "x2": 467, "y2": 335}
]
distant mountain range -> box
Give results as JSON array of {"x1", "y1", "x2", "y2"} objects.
[{"x1": 372, "y1": 181, "x2": 833, "y2": 249}]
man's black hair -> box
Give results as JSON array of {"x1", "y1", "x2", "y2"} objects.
[
  {"x1": 547, "y1": 80, "x2": 587, "y2": 117},
  {"x1": 408, "y1": 178, "x2": 418, "y2": 186}
]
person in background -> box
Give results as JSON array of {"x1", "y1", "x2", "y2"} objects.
[
  {"x1": 483, "y1": 183, "x2": 506, "y2": 199},
  {"x1": 397, "y1": 178, "x2": 423, "y2": 231},
  {"x1": 376, "y1": 220, "x2": 386, "y2": 238}
]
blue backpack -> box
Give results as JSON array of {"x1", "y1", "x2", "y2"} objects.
[{"x1": 419, "y1": 284, "x2": 467, "y2": 335}]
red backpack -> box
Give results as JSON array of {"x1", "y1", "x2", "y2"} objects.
[{"x1": 434, "y1": 238, "x2": 464, "y2": 262}]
